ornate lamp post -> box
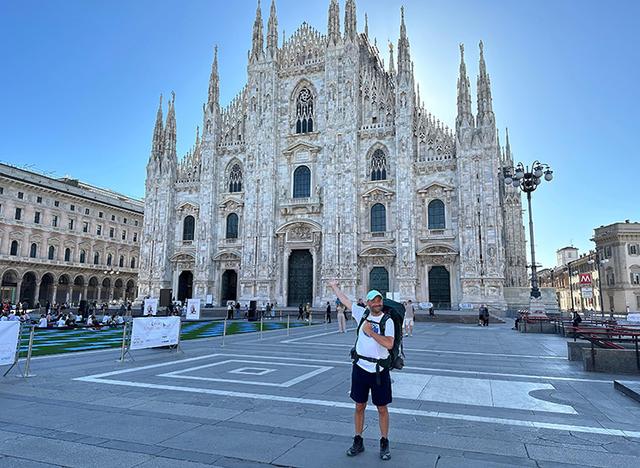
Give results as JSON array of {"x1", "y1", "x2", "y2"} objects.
[{"x1": 503, "y1": 161, "x2": 553, "y2": 307}]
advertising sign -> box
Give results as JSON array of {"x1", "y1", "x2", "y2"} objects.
[
  {"x1": 581, "y1": 287, "x2": 593, "y2": 299},
  {"x1": 144, "y1": 298, "x2": 159, "y2": 316},
  {"x1": 186, "y1": 298, "x2": 201, "y2": 320},
  {"x1": 130, "y1": 316, "x2": 180, "y2": 350},
  {"x1": 0, "y1": 322, "x2": 20, "y2": 366}
]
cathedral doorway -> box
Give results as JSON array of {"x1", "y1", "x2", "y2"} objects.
[
  {"x1": 287, "y1": 250, "x2": 313, "y2": 307},
  {"x1": 428, "y1": 266, "x2": 451, "y2": 309},
  {"x1": 369, "y1": 267, "x2": 389, "y2": 297},
  {"x1": 178, "y1": 270, "x2": 193, "y2": 302},
  {"x1": 220, "y1": 270, "x2": 237, "y2": 306}
]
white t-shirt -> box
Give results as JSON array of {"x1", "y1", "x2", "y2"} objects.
[
  {"x1": 38, "y1": 318, "x2": 48, "y2": 328},
  {"x1": 351, "y1": 304, "x2": 394, "y2": 373}
]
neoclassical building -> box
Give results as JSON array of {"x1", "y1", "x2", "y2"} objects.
[
  {"x1": 138, "y1": 1, "x2": 527, "y2": 309},
  {"x1": 0, "y1": 163, "x2": 142, "y2": 306}
]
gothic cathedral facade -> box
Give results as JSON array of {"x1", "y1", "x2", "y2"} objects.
[{"x1": 138, "y1": 1, "x2": 528, "y2": 309}]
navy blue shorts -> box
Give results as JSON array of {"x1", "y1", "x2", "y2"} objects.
[{"x1": 350, "y1": 363, "x2": 392, "y2": 407}]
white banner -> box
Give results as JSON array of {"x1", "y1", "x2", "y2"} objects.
[
  {"x1": 206, "y1": 294, "x2": 213, "y2": 305},
  {"x1": 130, "y1": 316, "x2": 180, "y2": 350},
  {"x1": 186, "y1": 299, "x2": 201, "y2": 320},
  {"x1": 0, "y1": 322, "x2": 20, "y2": 366},
  {"x1": 144, "y1": 298, "x2": 159, "y2": 316}
]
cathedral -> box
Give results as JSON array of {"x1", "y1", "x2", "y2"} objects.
[{"x1": 138, "y1": 0, "x2": 528, "y2": 310}]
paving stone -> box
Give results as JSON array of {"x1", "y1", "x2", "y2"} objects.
[
  {"x1": 229, "y1": 410, "x2": 354, "y2": 436},
  {"x1": 130, "y1": 457, "x2": 218, "y2": 468},
  {"x1": 156, "y1": 447, "x2": 221, "y2": 464},
  {"x1": 0, "y1": 456, "x2": 62, "y2": 467},
  {"x1": 526, "y1": 443, "x2": 640, "y2": 467}
]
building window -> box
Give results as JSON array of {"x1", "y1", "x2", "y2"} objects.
[
  {"x1": 123, "y1": 217, "x2": 127, "y2": 224},
  {"x1": 428, "y1": 199, "x2": 446, "y2": 229},
  {"x1": 119, "y1": 255, "x2": 124, "y2": 268},
  {"x1": 64, "y1": 248, "x2": 71, "y2": 262},
  {"x1": 68, "y1": 219, "x2": 74, "y2": 230},
  {"x1": 0, "y1": 187, "x2": 3, "y2": 194},
  {"x1": 15, "y1": 207, "x2": 22, "y2": 220},
  {"x1": 121, "y1": 230, "x2": 127, "y2": 241},
  {"x1": 97, "y1": 225, "x2": 102, "y2": 235},
  {"x1": 631, "y1": 271, "x2": 640, "y2": 285},
  {"x1": 79, "y1": 250, "x2": 86, "y2": 263},
  {"x1": 629, "y1": 244, "x2": 638, "y2": 256},
  {"x1": 111, "y1": 214, "x2": 116, "y2": 221},
  {"x1": 109, "y1": 227, "x2": 114, "y2": 238},
  {"x1": 37, "y1": 196, "x2": 42, "y2": 203},
  {"x1": 70, "y1": 204, "x2": 75, "y2": 211},
  {"x1": 228, "y1": 164, "x2": 243, "y2": 193},
  {"x1": 130, "y1": 257, "x2": 136, "y2": 268},
  {"x1": 48, "y1": 245, "x2": 55, "y2": 260},
  {"x1": 34, "y1": 211, "x2": 41, "y2": 224},
  {"x1": 370, "y1": 149, "x2": 387, "y2": 181},
  {"x1": 54, "y1": 200, "x2": 59, "y2": 207},
  {"x1": 295, "y1": 88, "x2": 314, "y2": 134},
  {"x1": 293, "y1": 165, "x2": 311, "y2": 198},
  {"x1": 226, "y1": 213, "x2": 239, "y2": 239},
  {"x1": 134, "y1": 220, "x2": 139, "y2": 226},
  {"x1": 29, "y1": 243, "x2": 37, "y2": 258},
  {"x1": 17, "y1": 191, "x2": 24, "y2": 199},
  {"x1": 637, "y1": 296, "x2": 640, "y2": 309},
  {"x1": 83, "y1": 221, "x2": 89, "y2": 233},
  {"x1": 133, "y1": 232, "x2": 138, "y2": 242},
  {"x1": 10, "y1": 240, "x2": 18, "y2": 256},
  {"x1": 183, "y1": 215, "x2": 195, "y2": 241},
  {"x1": 606, "y1": 269, "x2": 615, "y2": 286},
  {"x1": 604, "y1": 246, "x2": 612, "y2": 258},
  {"x1": 107, "y1": 253, "x2": 112, "y2": 266},
  {"x1": 52, "y1": 215, "x2": 58, "y2": 227},
  {"x1": 98, "y1": 211, "x2": 103, "y2": 218},
  {"x1": 93, "y1": 252, "x2": 100, "y2": 265},
  {"x1": 85, "y1": 208, "x2": 90, "y2": 215},
  {"x1": 371, "y1": 203, "x2": 386, "y2": 232}
]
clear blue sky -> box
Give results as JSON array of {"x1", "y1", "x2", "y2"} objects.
[{"x1": 1, "y1": 0, "x2": 638, "y2": 269}]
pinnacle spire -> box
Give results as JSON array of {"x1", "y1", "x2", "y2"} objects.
[
  {"x1": 327, "y1": 0, "x2": 340, "y2": 46},
  {"x1": 250, "y1": 0, "x2": 264, "y2": 61},
  {"x1": 388, "y1": 41, "x2": 395, "y2": 75},
  {"x1": 344, "y1": 0, "x2": 357, "y2": 41},
  {"x1": 207, "y1": 45, "x2": 219, "y2": 113},
  {"x1": 151, "y1": 94, "x2": 164, "y2": 159},
  {"x1": 364, "y1": 13, "x2": 368, "y2": 37},
  {"x1": 164, "y1": 92, "x2": 177, "y2": 163},
  {"x1": 267, "y1": 0, "x2": 278, "y2": 56},
  {"x1": 476, "y1": 40, "x2": 494, "y2": 127},
  {"x1": 456, "y1": 43, "x2": 474, "y2": 130},
  {"x1": 397, "y1": 6, "x2": 411, "y2": 77},
  {"x1": 505, "y1": 127, "x2": 513, "y2": 164}
]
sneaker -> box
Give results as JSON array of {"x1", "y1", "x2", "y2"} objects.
[
  {"x1": 346, "y1": 435, "x2": 364, "y2": 457},
  {"x1": 380, "y1": 437, "x2": 391, "y2": 460}
]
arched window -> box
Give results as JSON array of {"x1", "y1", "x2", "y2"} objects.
[
  {"x1": 64, "y1": 248, "x2": 71, "y2": 262},
  {"x1": 226, "y1": 213, "x2": 239, "y2": 239},
  {"x1": 10, "y1": 240, "x2": 18, "y2": 256},
  {"x1": 293, "y1": 165, "x2": 311, "y2": 198},
  {"x1": 119, "y1": 255, "x2": 124, "y2": 267},
  {"x1": 228, "y1": 164, "x2": 243, "y2": 193},
  {"x1": 130, "y1": 257, "x2": 136, "y2": 269},
  {"x1": 371, "y1": 203, "x2": 386, "y2": 232},
  {"x1": 79, "y1": 250, "x2": 86, "y2": 263},
  {"x1": 29, "y1": 243, "x2": 37, "y2": 258},
  {"x1": 370, "y1": 149, "x2": 387, "y2": 181},
  {"x1": 107, "y1": 253, "x2": 112, "y2": 266},
  {"x1": 428, "y1": 199, "x2": 446, "y2": 229},
  {"x1": 48, "y1": 246, "x2": 55, "y2": 260},
  {"x1": 183, "y1": 215, "x2": 195, "y2": 241},
  {"x1": 93, "y1": 252, "x2": 100, "y2": 265},
  {"x1": 295, "y1": 88, "x2": 314, "y2": 134}
]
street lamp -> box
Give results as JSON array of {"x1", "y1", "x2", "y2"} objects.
[
  {"x1": 503, "y1": 161, "x2": 553, "y2": 301},
  {"x1": 588, "y1": 252, "x2": 609, "y2": 318}
]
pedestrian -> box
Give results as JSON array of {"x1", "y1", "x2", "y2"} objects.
[
  {"x1": 235, "y1": 301, "x2": 241, "y2": 318},
  {"x1": 403, "y1": 300, "x2": 415, "y2": 337},
  {"x1": 325, "y1": 302, "x2": 332, "y2": 323},
  {"x1": 329, "y1": 281, "x2": 394, "y2": 460},
  {"x1": 479, "y1": 304, "x2": 489, "y2": 326},
  {"x1": 297, "y1": 303, "x2": 304, "y2": 320},
  {"x1": 227, "y1": 302, "x2": 234, "y2": 320},
  {"x1": 337, "y1": 302, "x2": 347, "y2": 333}
]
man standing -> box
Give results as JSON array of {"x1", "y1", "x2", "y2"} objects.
[
  {"x1": 325, "y1": 301, "x2": 332, "y2": 323},
  {"x1": 329, "y1": 281, "x2": 394, "y2": 461},
  {"x1": 403, "y1": 300, "x2": 415, "y2": 337}
]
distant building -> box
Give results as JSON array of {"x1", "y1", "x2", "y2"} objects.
[
  {"x1": 0, "y1": 163, "x2": 143, "y2": 307},
  {"x1": 556, "y1": 246, "x2": 578, "y2": 267}
]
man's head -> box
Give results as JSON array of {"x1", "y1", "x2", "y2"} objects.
[{"x1": 366, "y1": 290, "x2": 384, "y2": 315}]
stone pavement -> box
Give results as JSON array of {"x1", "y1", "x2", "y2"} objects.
[{"x1": 1, "y1": 319, "x2": 640, "y2": 467}]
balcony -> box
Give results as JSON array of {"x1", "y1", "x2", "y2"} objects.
[{"x1": 279, "y1": 196, "x2": 322, "y2": 216}]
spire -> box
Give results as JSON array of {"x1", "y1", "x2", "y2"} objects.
[
  {"x1": 456, "y1": 43, "x2": 474, "y2": 130},
  {"x1": 267, "y1": 0, "x2": 278, "y2": 56},
  {"x1": 151, "y1": 94, "x2": 164, "y2": 159},
  {"x1": 163, "y1": 92, "x2": 177, "y2": 163},
  {"x1": 250, "y1": 0, "x2": 264, "y2": 62},
  {"x1": 207, "y1": 46, "x2": 219, "y2": 113},
  {"x1": 364, "y1": 13, "x2": 368, "y2": 37},
  {"x1": 397, "y1": 6, "x2": 411, "y2": 77},
  {"x1": 416, "y1": 83, "x2": 421, "y2": 108},
  {"x1": 388, "y1": 41, "x2": 395, "y2": 75},
  {"x1": 344, "y1": 0, "x2": 357, "y2": 41},
  {"x1": 505, "y1": 127, "x2": 513, "y2": 164},
  {"x1": 476, "y1": 40, "x2": 494, "y2": 127},
  {"x1": 327, "y1": 0, "x2": 340, "y2": 46}
]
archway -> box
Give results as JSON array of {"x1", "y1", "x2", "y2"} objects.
[
  {"x1": 56, "y1": 275, "x2": 70, "y2": 304},
  {"x1": 113, "y1": 278, "x2": 124, "y2": 300},
  {"x1": 19, "y1": 272, "x2": 37, "y2": 307},
  {"x1": 100, "y1": 278, "x2": 111, "y2": 302},
  {"x1": 220, "y1": 270, "x2": 237, "y2": 306},
  {"x1": 178, "y1": 271, "x2": 193, "y2": 302},
  {"x1": 369, "y1": 267, "x2": 389, "y2": 297},
  {"x1": 428, "y1": 266, "x2": 451, "y2": 309},
  {"x1": 1, "y1": 270, "x2": 19, "y2": 303},
  {"x1": 72, "y1": 276, "x2": 85, "y2": 303},
  {"x1": 125, "y1": 280, "x2": 136, "y2": 301},
  {"x1": 87, "y1": 277, "x2": 99, "y2": 302},
  {"x1": 39, "y1": 273, "x2": 55, "y2": 304},
  {"x1": 287, "y1": 250, "x2": 313, "y2": 307}
]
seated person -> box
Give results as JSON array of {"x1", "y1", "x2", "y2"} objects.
[
  {"x1": 101, "y1": 314, "x2": 111, "y2": 325},
  {"x1": 56, "y1": 316, "x2": 67, "y2": 327},
  {"x1": 114, "y1": 314, "x2": 124, "y2": 325},
  {"x1": 37, "y1": 314, "x2": 48, "y2": 328}
]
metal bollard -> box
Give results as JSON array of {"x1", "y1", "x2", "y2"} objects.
[
  {"x1": 222, "y1": 318, "x2": 227, "y2": 347},
  {"x1": 119, "y1": 322, "x2": 128, "y2": 362},
  {"x1": 24, "y1": 325, "x2": 36, "y2": 377},
  {"x1": 260, "y1": 315, "x2": 263, "y2": 340},
  {"x1": 287, "y1": 314, "x2": 290, "y2": 336}
]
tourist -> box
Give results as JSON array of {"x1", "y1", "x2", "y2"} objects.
[
  {"x1": 326, "y1": 302, "x2": 332, "y2": 323},
  {"x1": 235, "y1": 301, "x2": 240, "y2": 318},
  {"x1": 114, "y1": 313, "x2": 124, "y2": 325},
  {"x1": 37, "y1": 314, "x2": 48, "y2": 328},
  {"x1": 227, "y1": 302, "x2": 234, "y2": 320},
  {"x1": 56, "y1": 315, "x2": 66, "y2": 327},
  {"x1": 572, "y1": 310, "x2": 582, "y2": 328},
  {"x1": 297, "y1": 303, "x2": 304, "y2": 320},
  {"x1": 305, "y1": 303, "x2": 312, "y2": 323},
  {"x1": 328, "y1": 281, "x2": 394, "y2": 461},
  {"x1": 271, "y1": 302, "x2": 276, "y2": 320},
  {"x1": 337, "y1": 302, "x2": 347, "y2": 333},
  {"x1": 403, "y1": 300, "x2": 415, "y2": 337}
]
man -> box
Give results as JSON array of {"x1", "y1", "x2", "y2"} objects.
[
  {"x1": 329, "y1": 281, "x2": 394, "y2": 461},
  {"x1": 403, "y1": 300, "x2": 415, "y2": 337},
  {"x1": 325, "y1": 301, "x2": 332, "y2": 323}
]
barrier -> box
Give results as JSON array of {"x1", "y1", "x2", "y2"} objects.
[
  {"x1": 1, "y1": 322, "x2": 21, "y2": 376},
  {"x1": 120, "y1": 316, "x2": 182, "y2": 362}
]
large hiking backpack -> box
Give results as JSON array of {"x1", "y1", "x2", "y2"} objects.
[{"x1": 351, "y1": 298, "x2": 406, "y2": 375}]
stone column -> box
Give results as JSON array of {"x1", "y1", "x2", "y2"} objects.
[
  {"x1": 52, "y1": 284, "x2": 58, "y2": 304},
  {"x1": 15, "y1": 280, "x2": 22, "y2": 304},
  {"x1": 97, "y1": 286, "x2": 102, "y2": 303},
  {"x1": 83, "y1": 285, "x2": 88, "y2": 302},
  {"x1": 34, "y1": 282, "x2": 41, "y2": 306}
]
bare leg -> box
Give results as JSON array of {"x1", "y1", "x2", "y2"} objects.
[
  {"x1": 377, "y1": 405, "x2": 389, "y2": 438},
  {"x1": 355, "y1": 402, "x2": 366, "y2": 435}
]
